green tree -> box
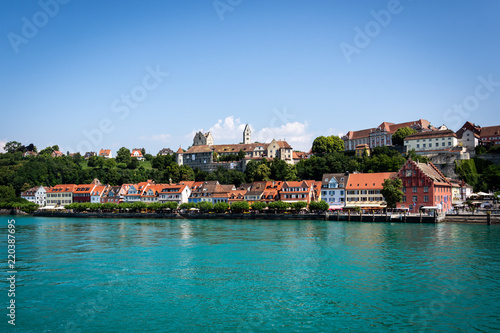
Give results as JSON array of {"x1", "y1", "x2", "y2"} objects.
[
  {"x1": 268, "y1": 200, "x2": 288, "y2": 211},
  {"x1": 230, "y1": 201, "x2": 250, "y2": 213},
  {"x1": 214, "y1": 201, "x2": 230, "y2": 213},
  {"x1": 255, "y1": 164, "x2": 271, "y2": 181},
  {"x1": 3, "y1": 141, "x2": 22, "y2": 154},
  {"x1": 237, "y1": 149, "x2": 246, "y2": 160},
  {"x1": 179, "y1": 202, "x2": 196, "y2": 210},
  {"x1": 392, "y1": 127, "x2": 417, "y2": 146},
  {"x1": 127, "y1": 157, "x2": 139, "y2": 169},
  {"x1": 271, "y1": 158, "x2": 298, "y2": 181},
  {"x1": 26, "y1": 143, "x2": 37, "y2": 153},
  {"x1": 292, "y1": 201, "x2": 307, "y2": 211},
  {"x1": 38, "y1": 146, "x2": 55, "y2": 156},
  {"x1": 148, "y1": 202, "x2": 163, "y2": 212},
  {"x1": 131, "y1": 201, "x2": 147, "y2": 212},
  {"x1": 311, "y1": 135, "x2": 344, "y2": 154},
  {"x1": 251, "y1": 201, "x2": 267, "y2": 212},
  {"x1": 196, "y1": 201, "x2": 213, "y2": 212},
  {"x1": 102, "y1": 202, "x2": 118, "y2": 211},
  {"x1": 103, "y1": 158, "x2": 117, "y2": 169},
  {"x1": 381, "y1": 178, "x2": 403, "y2": 209},
  {"x1": 0, "y1": 185, "x2": 16, "y2": 201},
  {"x1": 151, "y1": 154, "x2": 175, "y2": 170},
  {"x1": 116, "y1": 147, "x2": 131, "y2": 164},
  {"x1": 162, "y1": 202, "x2": 178, "y2": 211},
  {"x1": 309, "y1": 200, "x2": 329, "y2": 212}
]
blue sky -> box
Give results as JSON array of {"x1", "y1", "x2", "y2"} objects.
[{"x1": 1, "y1": 0, "x2": 499, "y2": 154}]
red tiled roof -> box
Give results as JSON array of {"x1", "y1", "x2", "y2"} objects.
[
  {"x1": 480, "y1": 125, "x2": 500, "y2": 138},
  {"x1": 99, "y1": 149, "x2": 111, "y2": 156},
  {"x1": 47, "y1": 184, "x2": 76, "y2": 193},
  {"x1": 344, "y1": 119, "x2": 433, "y2": 140},
  {"x1": 185, "y1": 145, "x2": 213, "y2": 154},
  {"x1": 276, "y1": 141, "x2": 292, "y2": 149},
  {"x1": 347, "y1": 173, "x2": 395, "y2": 189},
  {"x1": 404, "y1": 130, "x2": 456, "y2": 141},
  {"x1": 131, "y1": 149, "x2": 143, "y2": 157},
  {"x1": 74, "y1": 184, "x2": 96, "y2": 194}
]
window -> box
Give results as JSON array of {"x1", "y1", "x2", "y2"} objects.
[
  {"x1": 412, "y1": 186, "x2": 417, "y2": 193},
  {"x1": 402, "y1": 196, "x2": 406, "y2": 202},
  {"x1": 417, "y1": 144, "x2": 420, "y2": 148},
  {"x1": 424, "y1": 186, "x2": 429, "y2": 192},
  {"x1": 402, "y1": 187, "x2": 406, "y2": 193},
  {"x1": 448, "y1": 142, "x2": 451, "y2": 146},
  {"x1": 423, "y1": 144, "x2": 426, "y2": 148},
  {"x1": 413, "y1": 196, "x2": 417, "y2": 202},
  {"x1": 429, "y1": 143, "x2": 432, "y2": 148},
  {"x1": 424, "y1": 195, "x2": 429, "y2": 202}
]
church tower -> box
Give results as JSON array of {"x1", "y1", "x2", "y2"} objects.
[{"x1": 243, "y1": 124, "x2": 251, "y2": 144}]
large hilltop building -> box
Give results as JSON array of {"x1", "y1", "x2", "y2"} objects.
[
  {"x1": 177, "y1": 124, "x2": 294, "y2": 172},
  {"x1": 342, "y1": 119, "x2": 434, "y2": 151}
]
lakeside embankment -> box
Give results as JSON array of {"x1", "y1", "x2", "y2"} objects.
[
  {"x1": 2, "y1": 209, "x2": 497, "y2": 224},
  {"x1": 21, "y1": 210, "x2": 499, "y2": 224}
]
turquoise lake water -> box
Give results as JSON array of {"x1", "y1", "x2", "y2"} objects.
[{"x1": 1, "y1": 216, "x2": 500, "y2": 332}]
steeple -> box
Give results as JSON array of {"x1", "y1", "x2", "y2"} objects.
[{"x1": 243, "y1": 124, "x2": 251, "y2": 144}]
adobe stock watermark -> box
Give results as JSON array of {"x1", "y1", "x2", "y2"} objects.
[
  {"x1": 7, "y1": 0, "x2": 70, "y2": 54},
  {"x1": 66, "y1": 65, "x2": 168, "y2": 154},
  {"x1": 408, "y1": 277, "x2": 478, "y2": 332},
  {"x1": 339, "y1": 0, "x2": 407, "y2": 64},
  {"x1": 213, "y1": 0, "x2": 243, "y2": 21},
  {"x1": 443, "y1": 74, "x2": 499, "y2": 129},
  {"x1": 255, "y1": 107, "x2": 296, "y2": 143}
]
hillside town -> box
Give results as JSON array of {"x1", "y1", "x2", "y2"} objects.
[{"x1": 7, "y1": 119, "x2": 498, "y2": 214}]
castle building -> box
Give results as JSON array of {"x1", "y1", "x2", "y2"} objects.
[{"x1": 177, "y1": 124, "x2": 294, "y2": 171}]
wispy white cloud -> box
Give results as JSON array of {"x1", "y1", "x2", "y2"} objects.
[
  {"x1": 139, "y1": 133, "x2": 172, "y2": 143},
  {"x1": 327, "y1": 127, "x2": 345, "y2": 138},
  {"x1": 187, "y1": 116, "x2": 247, "y2": 143},
  {"x1": 255, "y1": 122, "x2": 313, "y2": 151},
  {"x1": 0, "y1": 140, "x2": 6, "y2": 153}
]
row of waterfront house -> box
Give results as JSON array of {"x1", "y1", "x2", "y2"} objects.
[{"x1": 22, "y1": 160, "x2": 476, "y2": 213}]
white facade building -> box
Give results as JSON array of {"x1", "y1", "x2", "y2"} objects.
[
  {"x1": 321, "y1": 173, "x2": 348, "y2": 210},
  {"x1": 404, "y1": 130, "x2": 458, "y2": 155}
]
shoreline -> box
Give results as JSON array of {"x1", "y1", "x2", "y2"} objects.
[
  {"x1": 20, "y1": 210, "x2": 499, "y2": 224},
  {"x1": 2, "y1": 209, "x2": 497, "y2": 224}
]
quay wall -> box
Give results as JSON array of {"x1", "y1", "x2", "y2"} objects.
[{"x1": 19, "y1": 211, "x2": 500, "y2": 224}]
